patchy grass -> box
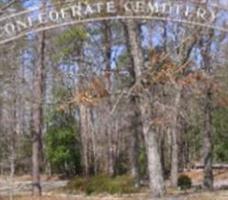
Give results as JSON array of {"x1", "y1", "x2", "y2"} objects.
[
  {"x1": 183, "y1": 190, "x2": 228, "y2": 200},
  {"x1": 1, "y1": 191, "x2": 228, "y2": 200},
  {"x1": 64, "y1": 175, "x2": 139, "y2": 195},
  {"x1": 0, "y1": 197, "x2": 66, "y2": 200}
]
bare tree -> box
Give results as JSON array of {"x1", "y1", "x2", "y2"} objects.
[
  {"x1": 124, "y1": 20, "x2": 165, "y2": 197},
  {"x1": 32, "y1": 10, "x2": 46, "y2": 195}
]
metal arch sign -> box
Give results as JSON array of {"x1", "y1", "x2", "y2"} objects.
[{"x1": 0, "y1": 0, "x2": 227, "y2": 45}]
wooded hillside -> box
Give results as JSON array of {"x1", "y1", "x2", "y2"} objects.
[{"x1": 0, "y1": 0, "x2": 227, "y2": 199}]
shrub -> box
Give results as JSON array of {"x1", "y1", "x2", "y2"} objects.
[
  {"x1": 65, "y1": 175, "x2": 138, "y2": 195},
  {"x1": 45, "y1": 113, "x2": 82, "y2": 176},
  {"x1": 66, "y1": 177, "x2": 88, "y2": 192},
  {"x1": 177, "y1": 174, "x2": 192, "y2": 190}
]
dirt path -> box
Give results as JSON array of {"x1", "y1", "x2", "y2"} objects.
[{"x1": 0, "y1": 179, "x2": 67, "y2": 196}]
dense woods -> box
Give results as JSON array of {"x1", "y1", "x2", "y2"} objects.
[{"x1": 0, "y1": 0, "x2": 227, "y2": 199}]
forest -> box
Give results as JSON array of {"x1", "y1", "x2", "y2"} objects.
[{"x1": 0, "y1": 0, "x2": 227, "y2": 200}]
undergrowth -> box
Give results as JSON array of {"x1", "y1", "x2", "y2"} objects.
[{"x1": 64, "y1": 175, "x2": 139, "y2": 195}]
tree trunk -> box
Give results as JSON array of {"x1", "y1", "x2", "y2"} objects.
[
  {"x1": 203, "y1": 87, "x2": 214, "y2": 190},
  {"x1": 124, "y1": 20, "x2": 165, "y2": 197},
  {"x1": 79, "y1": 105, "x2": 89, "y2": 176},
  {"x1": 201, "y1": 37, "x2": 214, "y2": 190},
  {"x1": 170, "y1": 88, "x2": 181, "y2": 187},
  {"x1": 9, "y1": 140, "x2": 15, "y2": 200},
  {"x1": 147, "y1": 128, "x2": 165, "y2": 197},
  {"x1": 10, "y1": 77, "x2": 18, "y2": 200},
  {"x1": 122, "y1": 21, "x2": 141, "y2": 184},
  {"x1": 103, "y1": 21, "x2": 115, "y2": 176},
  {"x1": 32, "y1": 30, "x2": 46, "y2": 196},
  {"x1": 129, "y1": 96, "x2": 141, "y2": 186}
]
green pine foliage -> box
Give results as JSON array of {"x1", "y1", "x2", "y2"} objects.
[
  {"x1": 53, "y1": 26, "x2": 87, "y2": 61},
  {"x1": 45, "y1": 113, "x2": 82, "y2": 176}
]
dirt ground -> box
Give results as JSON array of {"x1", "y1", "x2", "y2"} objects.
[
  {"x1": 0, "y1": 170, "x2": 228, "y2": 200},
  {"x1": 181, "y1": 169, "x2": 228, "y2": 189},
  {"x1": 1, "y1": 190, "x2": 228, "y2": 200},
  {"x1": 183, "y1": 169, "x2": 228, "y2": 183}
]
